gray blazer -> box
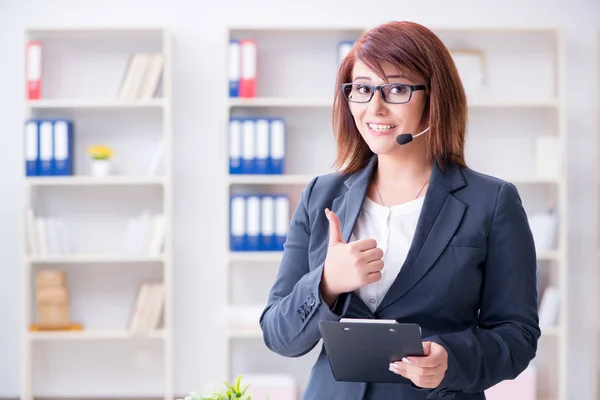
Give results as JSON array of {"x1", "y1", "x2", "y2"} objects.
[{"x1": 259, "y1": 155, "x2": 540, "y2": 399}]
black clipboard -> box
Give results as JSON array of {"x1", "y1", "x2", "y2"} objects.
[{"x1": 318, "y1": 319, "x2": 425, "y2": 384}]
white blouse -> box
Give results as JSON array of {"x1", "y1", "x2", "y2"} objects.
[{"x1": 349, "y1": 195, "x2": 425, "y2": 313}]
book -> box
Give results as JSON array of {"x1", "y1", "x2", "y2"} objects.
[{"x1": 128, "y1": 282, "x2": 165, "y2": 334}]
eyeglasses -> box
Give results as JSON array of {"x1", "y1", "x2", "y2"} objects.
[{"x1": 341, "y1": 83, "x2": 427, "y2": 104}]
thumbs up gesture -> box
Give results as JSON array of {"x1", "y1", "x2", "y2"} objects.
[{"x1": 320, "y1": 208, "x2": 384, "y2": 306}]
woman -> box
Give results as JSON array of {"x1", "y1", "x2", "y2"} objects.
[{"x1": 259, "y1": 21, "x2": 540, "y2": 399}]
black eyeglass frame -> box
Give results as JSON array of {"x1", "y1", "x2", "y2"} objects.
[{"x1": 341, "y1": 83, "x2": 428, "y2": 104}]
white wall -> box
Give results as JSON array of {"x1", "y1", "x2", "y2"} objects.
[
  {"x1": 0, "y1": 0, "x2": 26, "y2": 395},
  {"x1": 1, "y1": 0, "x2": 599, "y2": 398}
]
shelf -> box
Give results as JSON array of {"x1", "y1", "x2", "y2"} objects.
[
  {"x1": 230, "y1": 250, "x2": 560, "y2": 263},
  {"x1": 499, "y1": 175, "x2": 561, "y2": 184},
  {"x1": 28, "y1": 329, "x2": 165, "y2": 341},
  {"x1": 541, "y1": 326, "x2": 562, "y2": 337},
  {"x1": 29, "y1": 174, "x2": 555, "y2": 188},
  {"x1": 27, "y1": 254, "x2": 165, "y2": 264},
  {"x1": 227, "y1": 324, "x2": 263, "y2": 339},
  {"x1": 429, "y1": 26, "x2": 561, "y2": 34},
  {"x1": 228, "y1": 174, "x2": 560, "y2": 186},
  {"x1": 228, "y1": 25, "x2": 367, "y2": 32},
  {"x1": 228, "y1": 174, "x2": 316, "y2": 185},
  {"x1": 224, "y1": 305, "x2": 264, "y2": 339},
  {"x1": 229, "y1": 97, "x2": 332, "y2": 108},
  {"x1": 227, "y1": 324, "x2": 563, "y2": 340},
  {"x1": 537, "y1": 251, "x2": 561, "y2": 261},
  {"x1": 468, "y1": 99, "x2": 559, "y2": 108},
  {"x1": 228, "y1": 25, "x2": 559, "y2": 35},
  {"x1": 228, "y1": 324, "x2": 565, "y2": 340},
  {"x1": 229, "y1": 252, "x2": 283, "y2": 263},
  {"x1": 228, "y1": 97, "x2": 559, "y2": 109},
  {"x1": 25, "y1": 176, "x2": 166, "y2": 187},
  {"x1": 26, "y1": 26, "x2": 167, "y2": 34},
  {"x1": 25, "y1": 99, "x2": 166, "y2": 109}
]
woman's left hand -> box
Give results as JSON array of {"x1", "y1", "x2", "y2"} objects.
[{"x1": 389, "y1": 341, "x2": 448, "y2": 389}]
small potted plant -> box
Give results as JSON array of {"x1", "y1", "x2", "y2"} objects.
[
  {"x1": 182, "y1": 376, "x2": 268, "y2": 400},
  {"x1": 87, "y1": 144, "x2": 114, "y2": 177}
]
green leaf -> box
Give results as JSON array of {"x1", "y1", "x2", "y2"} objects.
[
  {"x1": 223, "y1": 383, "x2": 236, "y2": 393},
  {"x1": 240, "y1": 384, "x2": 251, "y2": 395}
]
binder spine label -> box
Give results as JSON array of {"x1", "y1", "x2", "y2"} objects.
[
  {"x1": 229, "y1": 119, "x2": 242, "y2": 174},
  {"x1": 26, "y1": 42, "x2": 42, "y2": 100},
  {"x1": 269, "y1": 119, "x2": 285, "y2": 174},
  {"x1": 25, "y1": 121, "x2": 38, "y2": 176},
  {"x1": 39, "y1": 121, "x2": 53, "y2": 176},
  {"x1": 241, "y1": 119, "x2": 255, "y2": 174},
  {"x1": 228, "y1": 40, "x2": 240, "y2": 97},
  {"x1": 53, "y1": 121, "x2": 72, "y2": 176},
  {"x1": 260, "y1": 196, "x2": 275, "y2": 251},
  {"x1": 255, "y1": 119, "x2": 269, "y2": 175},
  {"x1": 230, "y1": 196, "x2": 246, "y2": 251},
  {"x1": 240, "y1": 39, "x2": 257, "y2": 98},
  {"x1": 245, "y1": 195, "x2": 261, "y2": 251}
]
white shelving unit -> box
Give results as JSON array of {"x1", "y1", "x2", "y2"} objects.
[
  {"x1": 221, "y1": 26, "x2": 567, "y2": 400},
  {"x1": 20, "y1": 27, "x2": 173, "y2": 400}
]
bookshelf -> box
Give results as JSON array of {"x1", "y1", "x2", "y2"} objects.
[
  {"x1": 20, "y1": 27, "x2": 172, "y2": 400},
  {"x1": 221, "y1": 25, "x2": 567, "y2": 400}
]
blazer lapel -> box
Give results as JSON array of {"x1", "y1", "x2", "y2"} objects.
[
  {"x1": 376, "y1": 162, "x2": 467, "y2": 313},
  {"x1": 330, "y1": 156, "x2": 377, "y2": 243}
]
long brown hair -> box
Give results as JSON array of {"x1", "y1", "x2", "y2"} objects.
[{"x1": 332, "y1": 21, "x2": 468, "y2": 174}]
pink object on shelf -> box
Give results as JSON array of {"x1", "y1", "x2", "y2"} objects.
[{"x1": 484, "y1": 366, "x2": 537, "y2": 400}]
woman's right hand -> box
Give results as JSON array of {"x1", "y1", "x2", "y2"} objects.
[{"x1": 320, "y1": 208, "x2": 384, "y2": 306}]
